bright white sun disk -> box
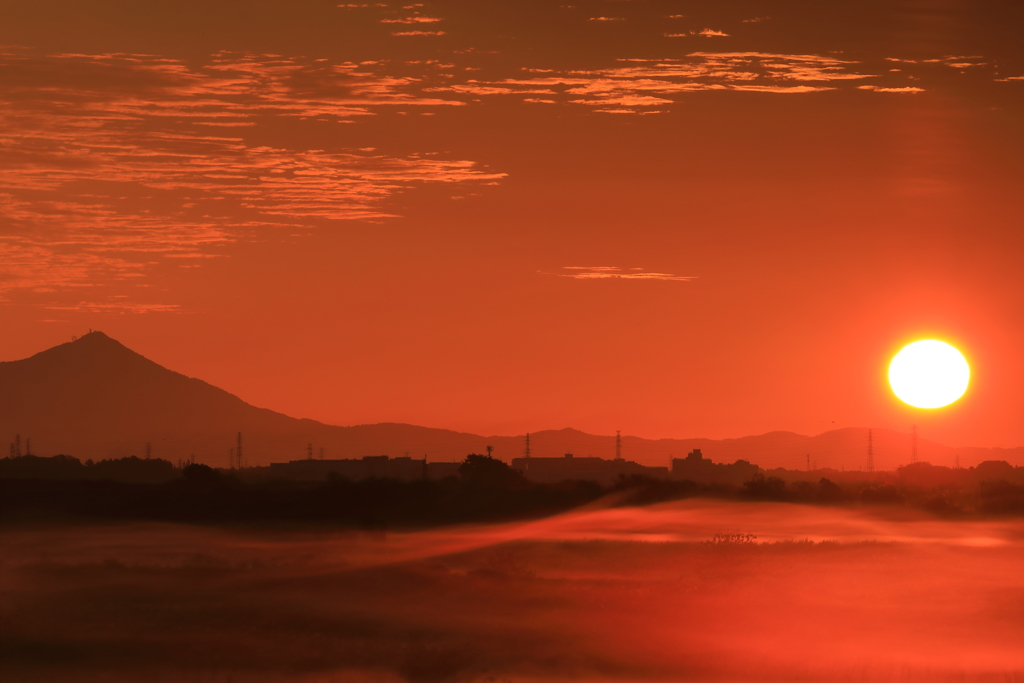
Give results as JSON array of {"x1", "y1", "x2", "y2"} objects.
[{"x1": 888, "y1": 340, "x2": 970, "y2": 409}]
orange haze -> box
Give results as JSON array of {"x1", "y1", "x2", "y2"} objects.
[{"x1": 1, "y1": 1, "x2": 1022, "y2": 449}]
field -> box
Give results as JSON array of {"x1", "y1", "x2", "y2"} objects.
[{"x1": 3, "y1": 499, "x2": 1024, "y2": 682}]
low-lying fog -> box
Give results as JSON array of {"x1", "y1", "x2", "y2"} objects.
[{"x1": 3, "y1": 499, "x2": 1023, "y2": 682}]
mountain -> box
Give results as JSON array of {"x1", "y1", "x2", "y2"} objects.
[{"x1": 2, "y1": 332, "x2": 1021, "y2": 470}]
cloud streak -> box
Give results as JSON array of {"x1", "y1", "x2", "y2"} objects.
[
  {"x1": 558, "y1": 267, "x2": 696, "y2": 281},
  {"x1": 446, "y1": 52, "x2": 884, "y2": 113}
]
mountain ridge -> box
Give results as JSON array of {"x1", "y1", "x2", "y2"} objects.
[{"x1": 3, "y1": 332, "x2": 1021, "y2": 470}]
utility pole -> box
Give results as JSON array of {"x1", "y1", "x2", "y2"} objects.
[
  {"x1": 524, "y1": 433, "x2": 531, "y2": 458},
  {"x1": 615, "y1": 430, "x2": 622, "y2": 461},
  {"x1": 867, "y1": 428, "x2": 874, "y2": 473},
  {"x1": 911, "y1": 425, "x2": 918, "y2": 464}
]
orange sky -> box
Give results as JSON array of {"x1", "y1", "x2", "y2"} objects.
[{"x1": 2, "y1": 0, "x2": 1022, "y2": 449}]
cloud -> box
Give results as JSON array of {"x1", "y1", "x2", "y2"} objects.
[
  {"x1": 391, "y1": 30, "x2": 446, "y2": 36},
  {"x1": 477, "y1": 52, "x2": 875, "y2": 112},
  {"x1": 589, "y1": 17, "x2": 625, "y2": 22},
  {"x1": 44, "y1": 301, "x2": 183, "y2": 313},
  {"x1": 0, "y1": 51, "x2": 504, "y2": 304},
  {"x1": 858, "y1": 85, "x2": 925, "y2": 93},
  {"x1": 665, "y1": 29, "x2": 730, "y2": 37},
  {"x1": 557, "y1": 266, "x2": 696, "y2": 281},
  {"x1": 381, "y1": 17, "x2": 443, "y2": 24}
]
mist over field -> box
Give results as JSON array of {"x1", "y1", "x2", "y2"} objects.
[{"x1": 4, "y1": 500, "x2": 1023, "y2": 682}]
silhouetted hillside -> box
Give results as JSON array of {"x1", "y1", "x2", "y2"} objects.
[{"x1": 3, "y1": 332, "x2": 1022, "y2": 469}]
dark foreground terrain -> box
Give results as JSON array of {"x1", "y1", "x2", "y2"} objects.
[
  {"x1": 4, "y1": 454, "x2": 1024, "y2": 527},
  {"x1": 3, "y1": 500, "x2": 1024, "y2": 683}
]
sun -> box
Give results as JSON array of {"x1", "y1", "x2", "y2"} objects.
[{"x1": 888, "y1": 340, "x2": 970, "y2": 409}]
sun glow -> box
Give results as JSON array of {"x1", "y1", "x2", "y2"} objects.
[{"x1": 888, "y1": 340, "x2": 970, "y2": 409}]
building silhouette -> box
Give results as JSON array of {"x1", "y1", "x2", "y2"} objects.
[{"x1": 671, "y1": 449, "x2": 761, "y2": 485}]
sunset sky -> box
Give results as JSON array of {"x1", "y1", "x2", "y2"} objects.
[{"x1": 2, "y1": 0, "x2": 1022, "y2": 449}]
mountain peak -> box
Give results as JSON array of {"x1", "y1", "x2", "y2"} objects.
[{"x1": 17, "y1": 330, "x2": 145, "y2": 368}]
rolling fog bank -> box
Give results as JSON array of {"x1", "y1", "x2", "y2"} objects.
[{"x1": 3, "y1": 500, "x2": 1023, "y2": 682}]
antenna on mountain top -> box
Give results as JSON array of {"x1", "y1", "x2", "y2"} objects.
[
  {"x1": 911, "y1": 425, "x2": 918, "y2": 464},
  {"x1": 486, "y1": 445, "x2": 493, "y2": 459},
  {"x1": 615, "y1": 431, "x2": 622, "y2": 461},
  {"x1": 524, "y1": 433, "x2": 531, "y2": 458},
  {"x1": 15, "y1": 434, "x2": 21, "y2": 458},
  {"x1": 867, "y1": 429, "x2": 874, "y2": 473}
]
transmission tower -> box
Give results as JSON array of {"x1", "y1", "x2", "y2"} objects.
[
  {"x1": 307, "y1": 443, "x2": 313, "y2": 460},
  {"x1": 486, "y1": 445, "x2": 493, "y2": 459},
  {"x1": 237, "y1": 432, "x2": 243, "y2": 469},
  {"x1": 524, "y1": 433, "x2": 531, "y2": 458},
  {"x1": 806, "y1": 453, "x2": 811, "y2": 472},
  {"x1": 615, "y1": 430, "x2": 622, "y2": 460},
  {"x1": 867, "y1": 428, "x2": 874, "y2": 473}
]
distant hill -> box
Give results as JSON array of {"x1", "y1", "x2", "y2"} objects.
[{"x1": 2, "y1": 332, "x2": 1022, "y2": 470}]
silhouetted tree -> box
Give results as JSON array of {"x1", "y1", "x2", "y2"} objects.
[
  {"x1": 860, "y1": 484, "x2": 903, "y2": 505},
  {"x1": 741, "y1": 473, "x2": 788, "y2": 500},
  {"x1": 458, "y1": 454, "x2": 526, "y2": 489},
  {"x1": 817, "y1": 478, "x2": 848, "y2": 503}
]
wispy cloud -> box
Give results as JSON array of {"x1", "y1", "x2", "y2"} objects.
[
  {"x1": 43, "y1": 301, "x2": 183, "y2": 314},
  {"x1": 0, "y1": 51, "x2": 504, "y2": 304},
  {"x1": 557, "y1": 267, "x2": 696, "y2": 281},
  {"x1": 858, "y1": 85, "x2": 925, "y2": 93},
  {"x1": 381, "y1": 17, "x2": 443, "y2": 24},
  {"x1": 666, "y1": 29, "x2": 730, "y2": 38},
  {"x1": 462, "y1": 52, "x2": 876, "y2": 113}
]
